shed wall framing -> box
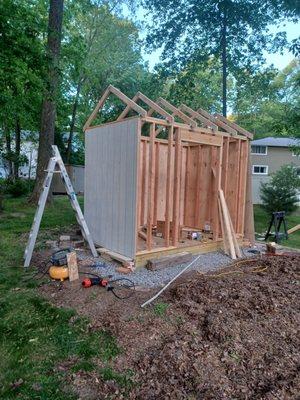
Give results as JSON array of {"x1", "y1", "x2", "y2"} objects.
[{"x1": 84, "y1": 85, "x2": 254, "y2": 265}]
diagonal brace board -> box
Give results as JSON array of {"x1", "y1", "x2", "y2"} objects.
[{"x1": 23, "y1": 146, "x2": 98, "y2": 268}]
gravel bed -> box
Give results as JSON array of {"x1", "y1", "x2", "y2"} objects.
[{"x1": 77, "y1": 247, "x2": 261, "y2": 288}]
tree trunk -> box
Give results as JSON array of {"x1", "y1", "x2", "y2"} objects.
[
  {"x1": 4, "y1": 127, "x2": 13, "y2": 179},
  {"x1": 221, "y1": 5, "x2": 227, "y2": 117},
  {"x1": 66, "y1": 79, "x2": 83, "y2": 164},
  {"x1": 30, "y1": 0, "x2": 64, "y2": 203},
  {"x1": 14, "y1": 118, "x2": 21, "y2": 179}
]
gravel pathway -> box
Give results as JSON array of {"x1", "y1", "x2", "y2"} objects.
[{"x1": 78, "y1": 247, "x2": 260, "y2": 288}]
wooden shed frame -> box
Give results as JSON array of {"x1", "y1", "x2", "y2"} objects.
[{"x1": 84, "y1": 85, "x2": 255, "y2": 266}]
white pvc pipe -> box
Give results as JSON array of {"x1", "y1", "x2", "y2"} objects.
[{"x1": 141, "y1": 254, "x2": 201, "y2": 308}]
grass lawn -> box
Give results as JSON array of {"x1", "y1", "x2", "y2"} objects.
[
  {"x1": 0, "y1": 196, "x2": 124, "y2": 400},
  {"x1": 254, "y1": 205, "x2": 300, "y2": 249}
]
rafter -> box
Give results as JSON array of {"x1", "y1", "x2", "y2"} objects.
[
  {"x1": 197, "y1": 107, "x2": 237, "y2": 135},
  {"x1": 117, "y1": 92, "x2": 175, "y2": 123},
  {"x1": 215, "y1": 114, "x2": 253, "y2": 139},
  {"x1": 83, "y1": 85, "x2": 147, "y2": 131},
  {"x1": 179, "y1": 104, "x2": 218, "y2": 131},
  {"x1": 157, "y1": 97, "x2": 198, "y2": 128}
]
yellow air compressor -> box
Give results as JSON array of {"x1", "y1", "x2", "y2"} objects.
[{"x1": 49, "y1": 249, "x2": 71, "y2": 281}]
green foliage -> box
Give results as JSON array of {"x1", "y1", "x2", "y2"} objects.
[
  {"x1": 234, "y1": 59, "x2": 300, "y2": 139},
  {"x1": 4, "y1": 179, "x2": 35, "y2": 197},
  {"x1": 142, "y1": 0, "x2": 299, "y2": 113},
  {"x1": 260, "y1": 165, "x2": 300, "y2": 215}
]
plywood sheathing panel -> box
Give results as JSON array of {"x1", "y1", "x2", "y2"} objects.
[{"x1": 85, "y1": 118, "x2": 139, "y2": 258}]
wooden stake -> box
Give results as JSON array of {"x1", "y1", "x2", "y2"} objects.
[{"x1": 219, "y1": 189, "x2": 236, "y2": 259}]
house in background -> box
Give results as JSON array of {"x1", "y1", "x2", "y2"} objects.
[
  {"x1": 0, "y1": 140, "x2": 38, "y2": 179},
  {"x1": 251, "y1": 137, "x2": 300, "y2": 204}
]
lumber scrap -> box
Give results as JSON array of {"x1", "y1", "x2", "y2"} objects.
[
  {"x1": 146, "y1": 252, "x2": 194, "y2": 271},
  {"x1": 287, "y1": 224, "x2": 300, "y2": 235},
  {"x1": 67, "y1": 251, "x2": 79, "y2": 282},
  {"x1": 96, "y1": 247, "x2": 133, "y2": 264},
  {"x1": 219, "y1": 189, "x2": 242, "y2": 259}
]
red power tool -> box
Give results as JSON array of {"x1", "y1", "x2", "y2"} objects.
[{"x1": 82, "y1": 277, "x2": 109, "y2": 288}]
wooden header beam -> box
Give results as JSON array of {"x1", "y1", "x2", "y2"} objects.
[
  {"x1": 215, "y1": 114, "x2": 253, "y2": 139},
  {"x1": 83, "y1": 85, "x2": 147, "y2": 131}
]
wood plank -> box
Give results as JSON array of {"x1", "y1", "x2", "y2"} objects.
[
  {"x1": 96, "y1": 247, "x2": 133, "y2": 263},
  {"x1": 164, "y1": 125, "x2": 174, "y2": 246},
  {"x1": 157, "y1": 98, "x2": 198, "y2": 128},
  {"x1": 234, "y1": 139, "x2": 241, "y2": 232},
  {"x1": 83, "y1": 87, "x2": 110, "y2": 131},
  {"x1": 146, "y1": 252, "x2": 193, "y2": 271},
  {"x1": 194, "y1": 145, "x2": 203, "y2": 226},
  {"x1": 287, "y1": 224, "x2": 300, "y2": 234},
  {"x1": 108, "y1": 85, "x2": 147, "y2": 117},
  {"x1": 197, "y1": 107, "x2": 237, "y2": 135},
  {"x1": 153, "y1": 142, "x2": 160, "y2": 225},
  {"x1": 172, "y1": 128, "x2": 182, "y2": 246},
  {"x1": 218, "y1": 198, "x2": 229, "y2": 255},
  {"x1": 180, "y1": 104, "x2": 218, "y2": 131},
  {"x1": 117, "y1": 93, "x2": 139, "y2": 121},
  {"x1": 147, "y1": 123, "x2": 156, "y2": 250},
  {"x1": 67, "y1": 251, "x2": 79, "y2": 282},
  {"x1": 219, "y1": 189, "x2": 236, "y2": 259},
  {"x1": 215, "y1": 113, "x2": 253, "y2": 139},
  {"x1": 244, "y1": 142, "x2": 255, "y2": 244},
  {"x1": 181, "y1": 130, "x2": 223, "y2": 146},
  {"x1": 136, "y1": 92, "x2": 174, "y2": 123},
  {"x1": 222, "y1": 137, "x2": 229, "y2": 196}
]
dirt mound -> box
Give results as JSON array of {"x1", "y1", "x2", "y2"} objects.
[{"x1": 129, "y1": 255, "x2": 300, "y2": 399}]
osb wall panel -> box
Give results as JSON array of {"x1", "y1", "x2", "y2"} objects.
[{"x1": 85, "y1": 118, "x2": 139, "y2": 258}]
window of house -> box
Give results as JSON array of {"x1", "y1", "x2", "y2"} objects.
[
  {"x1": 251, "y1": 145, "x2": 267, "y2": 155},
  {"x1": 252, "y1": 165, "x2": 268, "y2": 175}
]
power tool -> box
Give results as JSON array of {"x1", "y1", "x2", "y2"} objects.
[{"x1": 82, "y1": 277, "x2": 109, "y2": 288}]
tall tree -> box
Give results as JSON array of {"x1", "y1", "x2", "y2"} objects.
[
  {"x1": 142, "y1": 0, "x2": 299, "y2": 116},
  {"x1": 60, "y1": 1, "x2": 148, "y2": 163},
  {"x1": 233, "y1": 60, "x2": 300, "y2": 138},
  {"x1": 30, "y1": 0, "x2": 64, "y2": 202},
  {"x1": 0, "y1": 0, "x2": 45, "y2": 179}
]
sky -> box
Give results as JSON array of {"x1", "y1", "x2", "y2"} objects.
[{"x1": 138, "y1": 17, "x2": 299, "y2": 71}]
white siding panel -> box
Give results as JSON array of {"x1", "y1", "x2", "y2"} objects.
[{"x1": 84, "y1": 119, "x2": 139, "y2": 258}]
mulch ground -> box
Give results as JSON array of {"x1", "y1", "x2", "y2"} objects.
[{"x1": 38, "y1": 254, "x2": 300, "y2": 399}]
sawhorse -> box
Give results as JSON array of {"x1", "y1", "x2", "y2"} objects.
[{"x1": 265, "y1": 211, "x2": 288, "y2": 243}]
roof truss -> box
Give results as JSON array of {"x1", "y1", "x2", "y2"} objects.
[
  {"x1": 83, "y1": 85, "x2": 147, "y2": 131},
  {"x1": 84, "y1": 85, "x2": 253, "y2": 140}
]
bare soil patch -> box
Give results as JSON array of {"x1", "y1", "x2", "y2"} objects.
[{"x1": 38, "y1": 254, "x2": 300, "y2": 399}]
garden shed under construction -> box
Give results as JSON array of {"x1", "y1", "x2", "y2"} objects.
[{"x1": 84, "y1": 85, "x2": 255, "y2": 267}]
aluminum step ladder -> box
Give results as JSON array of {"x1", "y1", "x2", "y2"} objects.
[{"x1": 24, "y1": 145, "x2": 98, "y2": 267}]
